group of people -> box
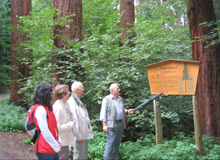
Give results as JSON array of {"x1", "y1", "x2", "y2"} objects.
[{"x1": 32, "y1": 81, "x2": 134, "y2": 160}]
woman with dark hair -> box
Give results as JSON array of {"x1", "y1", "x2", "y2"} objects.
[
  {"x1": 32, "y1": 83, "x2": 62, "y2": 160},
  {"x1": 53, "y1": 84, "x2": 76, "y2": 160}
]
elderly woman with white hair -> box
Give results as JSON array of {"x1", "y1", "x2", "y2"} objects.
[{"x1": 67, "y1": 81, "x2": 94, "y2": 160}]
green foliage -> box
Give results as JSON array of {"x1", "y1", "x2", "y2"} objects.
[
  {"x1": 200, "y1": 20, "x2": 220, "y2": 48},
  {"x1": 32, "y1": 0, "x2": 53, "y2": 12},
  {"x1": 83, "y1": 0, "x2": 120, "y2": 37},
  {"x1": 88, "y1": 130, "x2": 220, "y2": 160},
  {"x1": 72, "y1": 1, "x2": 191, "y2": 141},
  {"x1": 124, "y1": 95, "x2": 194, "y2": 141},
  {"x1": 88, "y1": 129, "x2": 106, "y2": 159},
  {"x1": 16, "y1": 6, "x2": 61, "y2": 107},
  {"x1": 213, "y1": 0, "x2": 220, "y2": 21},
  {"x1": 0, "y1": 0, "x2": 11, "y2": 93},
  {"x1": 10, "y1": 0, "x2": 194, "y2": 141},
  {"x1": 0, "y1": 97, "x2": 26, "y2": 132},
  {"x1": 23, "y1": 138, "x2": 32, "y2": 145},
  {"x1": 0, "y1": 98, "x2": 219, "y2": 160},
  {"x1": 161, "y1": 95, "x2": 194, "y2": 139},
  {"x1": 197, "y1": 135, "x2": 220, "y2": 160},
  {"x1": 23, "y1": 138, "x2": 35, "y2": 151}
]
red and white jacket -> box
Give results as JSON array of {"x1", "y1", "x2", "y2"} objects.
[{"x1": 33, "y1": 104, "x2": 60, "y2": 155}]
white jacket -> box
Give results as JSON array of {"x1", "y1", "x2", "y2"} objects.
[
  {"x1": 53, "y1": 99, "x2": 75, "y2": 150},
  {"x1": 67, "y1": 94, "x2": 94, "y2": 140}
]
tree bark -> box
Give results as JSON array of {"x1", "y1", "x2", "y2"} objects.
[
  {"x1": 187, "y1": 0, "x2": 220, "y2": 139},
  {"x1": 10, "y1": 0, "x2": 32, "y2": 105},
  {"x1": 10, "y1": 0, "x2": 23, "y2": 104},
  {"x1": 120, "y1": 0, "x2": 135, "y2": 40},
  {"x1": 52, "y1": 0, "x2": 83, "y2": 87}
]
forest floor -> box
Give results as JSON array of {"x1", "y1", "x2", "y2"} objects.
[{"x1": 0, "y1": 93, "x2": 36, "y2": 160}]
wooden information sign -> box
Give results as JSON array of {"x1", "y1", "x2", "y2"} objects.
[
  {"x1": 145, "y1": 59, "x2": 200, "y2": 95},
  {"x1": 145, "y1": 59, "x2": 202, "y2": 154}
]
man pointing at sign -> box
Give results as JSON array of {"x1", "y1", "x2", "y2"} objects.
[{"x1": 100, "y1": 83, "x2": 134, "y2": 160}]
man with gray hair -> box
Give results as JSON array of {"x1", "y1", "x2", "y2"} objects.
[
  {"x1": 100, "y1": 83, "x2": 134, "y2": 160},
  {"x1": 67, "y1": 81, "x2": 94, "y2": 160}
]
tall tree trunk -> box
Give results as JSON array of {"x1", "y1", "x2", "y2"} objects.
[
  {"x1": 10, "y1": 0, "x2": 23, "y2": 104},
  {"x1": 52, "y1": 0, "x2": 83, "y2": 87},
  {"x1": 187, "y1": 0, "x2": 220, "y2": 139},
  {"x1": 10, "y1": 0, "x2": 32, "y2": 105},
  {"x1": 120, "y1": 0, "x2": 135, "y2": 41}
]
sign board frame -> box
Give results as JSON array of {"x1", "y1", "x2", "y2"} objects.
[{"x1": 145, "y1": 59, "x2": 200, "y2": 95}]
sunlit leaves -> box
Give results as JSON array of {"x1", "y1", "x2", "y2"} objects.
[{"x1": 15, "y1": 0, "x2": 194, "y2": 141}]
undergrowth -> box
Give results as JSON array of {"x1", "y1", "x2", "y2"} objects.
[
  {"x1": 0, "y1": 97, "x2": 26, "y2": 132},
  {"x1": 0, "y1": 97, "x2": 220, "y2": 160}
]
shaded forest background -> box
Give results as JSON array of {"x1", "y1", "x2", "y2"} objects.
[{"x1": 0, "y1": 0, "x2": 220, "y2": 143}]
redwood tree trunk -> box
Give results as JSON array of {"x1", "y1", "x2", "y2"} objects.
[
  {"x1": 120, "y1": 0, "x2": 135, "y2": 40},
  {"x1": 10, "y1": 0, "x2": 32, "y2": 105},
  {"x1": 187, "y1": 0, "x2": 220, "y2": 139},
  {"x1": 52, "y1": 0, "x2": 83, "y2": 87},
  {"x1": 10, "y1": 0, "x2": 23, "y2": 104}
]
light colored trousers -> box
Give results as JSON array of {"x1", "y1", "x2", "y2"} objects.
[
  {"x1": 59, "y1": 146, "x2": 69, "y2": 160},
  {"x1": 104, "y1": 121, "x2": 124, "y2": 160},
  {"x1": 73, "y1": 139, "x2": 88, "y2": 160}
]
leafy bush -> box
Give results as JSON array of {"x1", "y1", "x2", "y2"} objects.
[
  {"x1": 88, "y1": 129, "x2": 106, "y2": 160},
  {"x1": 87, "y1": 130, "x2": 220, "y2": 160},
  {"x1": 0, "y1": 97, "x2": 220, "y2": 160},
  {"x1": 197, "y1": 135, "x2": 220, "y2": 160},
  {"x1": 0, "y1": 97, "x2": 26, "y2": 132},
  {"x1": 118, "y1": 133, "x2": 196, "y2": 160}
]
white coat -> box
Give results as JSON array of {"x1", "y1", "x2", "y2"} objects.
[
  {"x1": 53, "y1": 99, "x2": 75, "y2": 150},
  {"x1": 67, "y1": 94, "x2": 94, "y2": 140}
]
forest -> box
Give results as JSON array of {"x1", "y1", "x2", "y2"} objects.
[{"x1": 0, "y1": 0, "x2": 220, "y2": 159}]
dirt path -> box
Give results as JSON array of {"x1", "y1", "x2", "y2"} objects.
[
  {"x1": 0, "y1": 131, "x2": 36, "y2": 160},
  {"x1": 0, "y1": 93, "x2": 36, "y2": 159},
  {"x1": 0, "y1": 93, "x2": 10, "y2": 100}
]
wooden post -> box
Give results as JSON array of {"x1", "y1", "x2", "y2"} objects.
[
  {"x1": 193, "y1": 86, "x2": 203, "y2": 155},
  {"x1": 154, "y1": 97, "x2": 163, "y2": 144}
]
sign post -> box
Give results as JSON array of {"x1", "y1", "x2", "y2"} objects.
[
  {"x1": 153, "y1": 97, "x2": 163, "y2": 144},
  {"x1": 193, "y1": 85, "x2": 203, "y2": 155},
  {"x1": 145, "y1": 59, "x2": 202, "y2": 154}
]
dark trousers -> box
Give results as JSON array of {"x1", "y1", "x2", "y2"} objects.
[{"x1": 36, "y1": 152, "x2": 59, "y2": 160}]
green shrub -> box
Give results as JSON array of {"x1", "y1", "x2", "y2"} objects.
[
  {"x1": 0, "y1": 97, "x2": 220, "y2": 160},
  {"x1": 197, "y1": 135, "x2": 220, "y2": 160},
  {"x1": 88, "y1": 129, "x2": 106, "y2": 160},
  {"x1": 0, "y1": 97, "x2": 26, "y2": 132},
  {"x1": 88, "y1": 131, "x2": 220, "y2": 160}
]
